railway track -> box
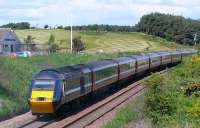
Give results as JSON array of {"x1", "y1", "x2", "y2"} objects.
[{"x1": 1, "y1": 70, "x2": 167, "y2": 128}]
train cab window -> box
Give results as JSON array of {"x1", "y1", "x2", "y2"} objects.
[{"x1": 33, "y1": 80, "x2": 55, "y2": 90}]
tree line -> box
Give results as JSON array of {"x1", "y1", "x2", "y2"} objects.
[
  {"x1": 63, "y1": 24, "x2": 135, "y2": 32},
  {"x1": 135, "y1": 13, "x2": 200, "y2": 45},
  {"x1": 43, "y1": 24, "x2": 135, "y2": 32},
  {"x1": 0, "y1": 22, "x2": 135, "y2": 32},
  {"x1": 0, "y1": 22, "x2": 30, "y2": 29}
]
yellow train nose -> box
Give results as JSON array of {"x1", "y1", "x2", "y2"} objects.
[{"x1": 30, "y1": 90, "x2": 55, "y2": 114}]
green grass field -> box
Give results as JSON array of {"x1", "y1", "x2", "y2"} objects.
[{"x1": 16, "y1": 29, "x2": 185, "y2": 53}]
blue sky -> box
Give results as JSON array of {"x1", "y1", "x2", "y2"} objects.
[{"x1": 0, "y1": 0, "x2": 199, "y2": 27}]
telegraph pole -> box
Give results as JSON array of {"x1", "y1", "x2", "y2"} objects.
[{"x1": 70, "y1": 14, "x2": 73, "y2": 53}]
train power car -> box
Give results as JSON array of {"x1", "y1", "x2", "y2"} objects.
[{"x1": 28, "y1": 49, "x2": 197, "y2": 115}]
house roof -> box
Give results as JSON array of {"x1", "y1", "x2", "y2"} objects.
[
  {"x1": 0, "y1": 28, "x2": 12, "y2": 40},
  {"x1": 0, "y1": 28, "x2": 21, "y2": 44}
]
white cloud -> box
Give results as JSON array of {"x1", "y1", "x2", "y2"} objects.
[
  {"x1": 0, "y1": 0, "x2": 199, "y2": 26},
  {"x1": 171, "y1": 0, "x2": 200, "y2": 7}
]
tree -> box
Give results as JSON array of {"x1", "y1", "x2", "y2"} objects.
[
  {"x1": 44, "y1": 25, "x2": 49, "y2": 29},
  {"x1": 72, "y1": 36, "x2": 85, "y2": 53},
  {"x1": 0, "y1": 22, "x2": 30, "y2": 29},
  {"x1": 24, "y1": 35, "x2": 35, "y2": 44},
  {"x1": 47, "y1": 34, "x2": 58, "y2": 53},
  {"x1": 48, "y1": 34, "x2": 55, "y2": 45},
  {"x1": 50, "y1": 43, "x2": 59, "y2": 53},
  {"x1": 57, "y1": 25, "x2": 63, "y2": 29},
  {"x1": 23, "y1": 35, "x2": 36, "y2": 51}
]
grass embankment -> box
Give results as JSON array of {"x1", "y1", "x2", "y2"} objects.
[
  {"x1": 16, "y1": 29, "x2": 185, "y2": 53},
  {"x1": 0, "y1": 53, "x2": 122, "y2": 120},
  {"x1": 104, "y1": 95, "x2": 146, "y2": 128},
  {"x1": 104, "y1": 55, "x2": 200, "y2": 128}
]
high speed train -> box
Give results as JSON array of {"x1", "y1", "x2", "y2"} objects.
[{"x1": 28, "y1": 49, "x2": 197, "y2": 115}]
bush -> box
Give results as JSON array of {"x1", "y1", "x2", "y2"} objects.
[
  {"x1": 190, "y1": 99, "x2": 200, "y2": 118},
  {"x1": 143, "y1": 57, "x2": 200, "y2": 127},
  {"x1": 72, "y1": 36, "x2": 86, "y2": 53},
  {"x1": 144, "y1": 73, "x2": 177, "y2": 123}
]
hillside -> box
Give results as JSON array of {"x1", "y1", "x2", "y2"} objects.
[{"x1": 16, "y1": 29, "x2": 185, "y2": 53}]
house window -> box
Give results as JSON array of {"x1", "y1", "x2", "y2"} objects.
[
  {"x1": 3, "y1": 45, "x2": 9, "y2": 52},
  {"x1": 4, "y1": 39, "x2": 16, "y2": 41}
]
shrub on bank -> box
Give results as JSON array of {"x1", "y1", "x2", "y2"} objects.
[
  {"x1": 144, "y1": 73, "x2": 177, "y2": 123},
  {"x1": 144, "y1": 56, "x2": 200, "y2": 127}
]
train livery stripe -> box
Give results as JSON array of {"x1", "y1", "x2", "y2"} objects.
[{"x1": 31, "y1": 90, "x2": 54, "y2": 99}]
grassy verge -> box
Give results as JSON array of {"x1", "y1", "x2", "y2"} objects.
[{"x1": 104, "y1": 105, "x2": 137, "y2": 128}]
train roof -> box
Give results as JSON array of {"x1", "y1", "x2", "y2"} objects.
[
  {"x1": 184, "y1": 49, "x2": 198, "y2": 54},
  {"x1": 34, "y1": 64, "x2": 92, "y2": 80},
  {"x1": 169, "y1": 51, "x2": 181, "y2": 55},
  {"x1": 145, "y1": 52, "x2": 161, "y2": 57},
  {"x1": 86, "y1": 60, "x2": 118, "y2": 71},
  {"x1": 113, "y1": 57, "x2": 136, "y2": 65},
  {"x1": 155, "y1": 51, "x2": 171, "y2": 55},
  {"x1": 129, "y1": 54, "x2": 149, "y2": 60},
  {"x1": 33, "y1": 69, "x2": 64, "y2": 79}
]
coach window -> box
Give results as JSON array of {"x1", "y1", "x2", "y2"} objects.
[
  {"x1": 64, "y1": 77, "x2": 80, "y2": 92},
  {"x1": 120, "y1": 63, "x2": 131, "y2": 72},
  {"x1": 139, "y1": 60, "x2": 148, "y2": 66},
  {"x1": 151, "y1": 57, "x2": 159, "y2": 63},
  {"x1": 95, "y1": 67, "x2": 116, "y2": 82},
  {"x1": 71, "y1": 77, "x2": 80, "y2": 89}
]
